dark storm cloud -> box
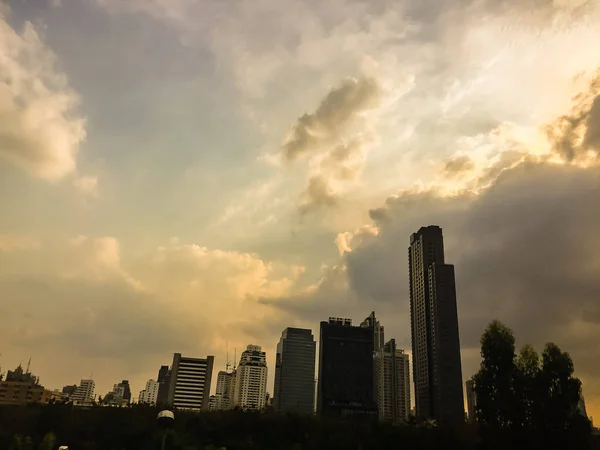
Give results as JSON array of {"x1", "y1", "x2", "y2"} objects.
[{"x1": 282, "y1": 77, "x2": 380, "y2": 161}]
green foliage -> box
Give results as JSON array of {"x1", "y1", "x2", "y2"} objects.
[
  {"x1": 37, "y1": 432, "x2": 56, "y2": 450},
  {"x1": 473, "y1": 321, "x2": 592, "y2": 448}
]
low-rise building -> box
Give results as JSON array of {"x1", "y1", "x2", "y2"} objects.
[{"x1": 0, "y1": 365, "x2": 46, "y2": 406}]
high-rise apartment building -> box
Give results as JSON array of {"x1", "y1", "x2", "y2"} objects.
[
  {"x1": 361, "y1": 311, "x2": 385, "y2": 352},
  {"x1": 409, "y1": 225, "x2": 464, "y2": 425},
  {"x1": 317, "y1": 317, "x2": 377, "y2": 417},
  {"x1": 273, "y1": 327, "x2": 316, "y2": 414},
  {"x1": 233, "y1": 345, "x2": 268, "y2": 410},
  {"x1": 156, "y1": 365, "x2": 171, "y2": 407},
  {"x1": 71, "y1": 379, "x2": 95, "y2": 404},
  {"x1": 214, "y1": 370, "x2": 236, "y2": 410},
  {"x1": 466, "y1": 379, "x2": 476, "y2": 423},
  {"x1": 374, "y1": 339, "x2": 411, "y2": 423},
  {"x1": 0, "y1": 365, "x2": 46, "y2": 406},
  {"x1": 167, "y1": 353, "x2": 214, "y2": 411},
  {"x1": 139, "y1": 379, "x2": 159, "y2": 405}
]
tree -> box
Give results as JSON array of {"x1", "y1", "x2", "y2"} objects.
[
  {"x1": 515, "y1": 344, "x2": 541, "y2": 428},
  {"x1": 473, "y1": 320, "x2": 519, "y2": 428},
  {"x1": 538, "y1": 343, "x2": 583, "y2": 431},
  {"x1": 37, "y1": 432, "x2": 56, "y2": 450}
]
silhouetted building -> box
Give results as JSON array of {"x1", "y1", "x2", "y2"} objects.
[
  {"x1": 374, "y1": 339, "x2": 411, "y2": 423},
  {"x1": 273, "y1": 327, "x2": 316, "y2": 414},
  {"x1": 234, "y1": 345, "x2": 268, "y2": 410},
  {"x1": 317, "y1": 317, "x2": 377, "y2": 418},
  {"x1": 361, "y1": 311, "x2": 385, "y2": 352},
  {"x1": 61, "y1": 384, "x2": 77, "y2": 401},
  {"x1": 167, "y1": 353, "x2": 214, "y2": 411},
  {"x1": 0, "y1": 365, "x2": 46, "y2": 406},
  {"x1": 156, "y1": 365, "x2": 171, "y2": 407},
  {"x1": 466, "y1": 379, "x2": 476, "y2": 423},
  {"x1": 409, "y1": 225, "x2": 464, "y2": 425},
  {"x1": 113, "y1": 380, "x2": 131, "y2": 404}
]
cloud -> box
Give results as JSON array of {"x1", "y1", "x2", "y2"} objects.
[
  {"x1": 0, "y1": 12, "x2": 86, "y2": 180},
  {"x1": 282, "y1": 77, "x2": 381, "y2": 213},
  {"x1": 547, "y1": 74, "x2": 600, "y2": 161},
  {"x1": 73, "y1": 176, "x2": 99, "y2": 196},
  {"x1": 0, "y1": 237, "x2": 303, "y2": 396},
  {"x1": 0, "y1": 235, "x2": 40, "y2": 252},
  {"x1": 282, "y1": 77, "x2": 380, "y2": 161},
  {"x1": 442, "y1": 155, "x2": 475, "y2": 177}
]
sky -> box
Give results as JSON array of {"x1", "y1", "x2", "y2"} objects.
[{"x1": 1, "y1": 0, "x2": 600, "y2": 419}]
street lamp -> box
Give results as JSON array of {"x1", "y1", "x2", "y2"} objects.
[{"x1": 157, "y1": 410, "x2": 175, "y2": 450}]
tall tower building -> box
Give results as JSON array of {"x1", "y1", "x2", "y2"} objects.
[
  {"x1": 214, "y1": 370, "x2": 236, "y2": 410},
  {"x1": 409, "y1": 225, "x2": 464, "y2": 424},
  {"x1": 273, "y1": 327, "x2": 316, "y2": 414},
  {"x1": 233, "y1": 345, "x2": 268, "y2": 410},
  {"x1": 374, "y1": 339, "x2": 411, "y2": 423},
  {"x1": 466, "y1": 379, "x2": 476, "y2": 423},
  {"x1": 317, "y1": 317, "x2": 377, "y2": 418},
  {"x1": 156, "y1": 365, "x2": 171, "y2": 407},
  {"x1": 139, "y1": 379, "x2": 159, "y2": 405},
  {"x1": 360, "y1": 311, "x2": 385, "y2": 352},
  {"x1": 167, "y1": 353, "x2": 214, "y2": 411}
]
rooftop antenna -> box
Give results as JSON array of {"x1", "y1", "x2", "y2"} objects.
[
  {"x1": 225, "y1": 341, "x2": 232, "y2": 372},
  {"x1": 233, "y1": 348, "x2": 237, "y2": 370},
  {"x1": 26, "y1": 357, "x2": 31, "y2": 374}
]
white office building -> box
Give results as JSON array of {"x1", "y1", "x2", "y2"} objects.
[
  {"x1": 139, "y1": 379, "x2": 159, "y2": 405},
  {"x1": 234, "y1": 345, "x2": 268, "y2": 410},
  {"x1": 213, "y1": 370, "x2": 236, "y2": 410},
  {"x1": 167, "y1": 353, "x2": 214, "y2": 411},
  {"x1": 71, "y1": 379, "x2": 95, "y2": 404},
  {"x1": 374, "y1": 339, "x2": 411, "y2": 423}
]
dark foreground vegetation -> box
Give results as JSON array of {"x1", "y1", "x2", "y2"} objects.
[
  {"x1": 0, "y1": 401, "x2": 596, "y2": 450},
  {"x1": 1, "y1": 320, "x2": 596, "y2": 450}
]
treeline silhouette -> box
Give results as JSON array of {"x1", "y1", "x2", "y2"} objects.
[{"x1": 0, "y1": 321, "x2": 596, "y2": 450}]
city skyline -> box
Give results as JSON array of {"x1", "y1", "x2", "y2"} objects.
[{"x1": 1, "y1": 0, "x2": 600, "y2": 421}]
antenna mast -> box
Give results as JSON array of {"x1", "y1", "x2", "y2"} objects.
[
  {"x1": 233, "y1": 348, "x2": 237, "y2": 370},
  {"x1": 26, "y1": 357, "x2": 31, "y2": 374},
  {"x1": 225, "y1": 340, "x2": 231, "y2": 372}
]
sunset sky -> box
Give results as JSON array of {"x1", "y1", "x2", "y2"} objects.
[{"x1": 1, "y1": 0, "x2": 600, "y2": 419}]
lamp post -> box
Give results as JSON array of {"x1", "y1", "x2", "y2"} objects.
[{"x1": 157, "y1": 410, "x2": 175, "y2": 450}]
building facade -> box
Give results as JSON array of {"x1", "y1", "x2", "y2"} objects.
[
  {"x1": 156, "y1": 365, "x2": 171, "y2": 407},
  {"x1": 234, "y1": 345, "x2": 268, "y2": 410},
  {"x1": 214, "y1": 370, "x2": 236, "y2": 410},
  {"x1": 167, "y1": 353, "x2": 214, "y2": 411},
  {"x1": 273, "y1": 327, "x2": 316, "y2": 414},
  {"x1": 374, "y1": 339, "x2": 411, "y2": 423},
  {"x1": 466, "y1": 379, "x2": 476, "y2": 423},
  {"x1": 317, "y1": 317, "x2": 377, "y2": 418},
  {"x1": 0, "y1": 365, "x2": 46, "y2": 406},
  {"x1": 71, "y1": 379, "x2": 95, "y2": 404},
  {"x1": 409, "y1": 225, "x2": 464, "y2": 425},
  {"x1": 360, "y1": 312, "x2": 385, "y2": 352},
  {"x1": 139, "y1": 379, "x2": 159, "y2": 405}
]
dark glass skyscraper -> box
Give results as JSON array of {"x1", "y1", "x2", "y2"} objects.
[
  {"x1": 273, "y1": 327, "x2": 316, "y2": 414},
  {"x1": 317, "y1": 317, "x2": 377, "y2": 418},
  {"x1": 409, "y1": 225, "x2": 464, "y2": 425}
]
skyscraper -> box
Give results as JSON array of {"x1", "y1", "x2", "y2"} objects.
[
  {"x1": 167, "y1": 353, "x2": 214, "y2": 411},
  {"x1": 317, "y1": 317, "x2": 377, "y2": 418},
  {"x1": 273, "y1": 327, "x2": 316, "y2": 414},
  {"x1": 466, "y1": 379, "x2": 476, "y2": 423},
  {"x1": 360, "y1": 311, "x2": 385, "y2": 352},
  {"x1": 374, "y1": 339, "x2": 411, "y2": 423},
  {"x1": 156, "y1": 365, "x2": 171, "y2": 407},
  {"x1": 409, "y1": 225, "x2": 464, "y2": 424},
  {"x1": 233, "y1": 345, "x2": 268, "y2": 410},
  {"x1": 214, "y1": 370, "x2": 236, "y2": 410}
]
